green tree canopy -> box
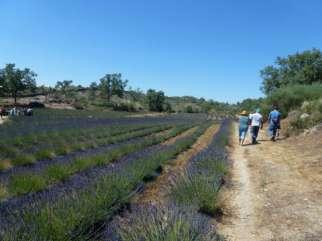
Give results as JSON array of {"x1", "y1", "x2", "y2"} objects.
[
  {"x1": 88, "y1": 81, "x2": 98, "y2": 100},
  {"x1": 55, "y1": 80, "x2": 73, "y2": 92},
  {"x1": 260, "y1": 48, "x2": 322, "y2": 95},
  {"x1": 99, "y1": 73, "x2": 128, "y2": 101},
  {"x1": 146, "y1": 89, "x2": 165, "y2": 112},
  {"x1": 55, "y1": 80, "x2": 74, "y2": 99},
  {"x1": 0, "y1": 63, "x2": 37, "y2": 103}
]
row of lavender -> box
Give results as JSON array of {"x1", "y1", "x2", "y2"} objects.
[
  {"x1": 0, "y1": 122, "x2": 212, "y2": 240},
  {"x1": 0, "y1": 110, "x2": 207, "y2": 171},
  {"x1": 102, "y1": 120, "x2": 231, "y2": 241},
  {"x1": 0, "y1": 109, "x2": 208, "y2": 139},
  {"x1": 0, "y1": 124, "x2": 178, "y2": 201}
]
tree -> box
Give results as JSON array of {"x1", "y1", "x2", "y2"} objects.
[
  {"x1": 128, "y1": 87, "x2": 145, "y2": 102},
  {"x1": 260, "y1": 49, "x2": 322, "y2": 95},
  {"x1": 146, "y1": 89, "x2": 165, "y2": 112},
  {"x1": 55, "y1": 80, "x2": 73, "y2": 93},
  {"x1": 185, "y1": 105, "x2": 194, "y2": 113},
  {"x1": 55, "y1": 80, "x2": 74, "y2": 99},
  {"x1": 99, "y1": 73, "x2": 128, "y2": 101},
  {"x1": 89, "y1": 82, "x2": 98, "y2": 100},
  {"x1": 164, "y1": 102, "x2": 173, "y2": 113},
  {"x1": 0, "y1": 63, "x2": 37, "y2": 103},
  {"x1": 260, "y1": 65, "x2": 281, "y2": 95},
  {"x1": 0, "y1": 70, "x2": 5, "y2": 96}
]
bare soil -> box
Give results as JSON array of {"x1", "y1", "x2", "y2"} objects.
[{"x1": 217, "y1": 123, "x2": 322, "y2": 241}]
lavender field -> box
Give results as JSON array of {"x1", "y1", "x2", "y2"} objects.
[{"x1": 0, "y1": 109, "x2": 230, "y2": 241}]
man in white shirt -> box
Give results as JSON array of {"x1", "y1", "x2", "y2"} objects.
[{"x1": 249, "y1": 108, "x2": 263, "y2": 144}]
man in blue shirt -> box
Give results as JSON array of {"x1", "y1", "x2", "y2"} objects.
[{"x1": 268, "y1": 105, "x2": 281, "y2": 141}]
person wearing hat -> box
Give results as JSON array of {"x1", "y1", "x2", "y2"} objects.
[
  {"x1": 238, "y1": 110, "x2": 250, "y2": 145},
  {"x1": 249, "y1": 108, "x2": 263, "y2": 144}
]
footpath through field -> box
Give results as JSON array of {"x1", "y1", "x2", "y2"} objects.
[{"x1": 217, "y1": 123, "x2": 322, "y2": 241}]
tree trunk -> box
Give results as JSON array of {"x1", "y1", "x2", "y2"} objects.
[{"x1": 14, "y1": 92, "x2": 17, "y2": 105}]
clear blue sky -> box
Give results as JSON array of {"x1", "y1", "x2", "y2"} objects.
[{"x1": 1, "y1": 0, "x2": 322, "y2": 103}]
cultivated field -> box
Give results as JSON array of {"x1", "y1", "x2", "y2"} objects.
[{"x1": 0, "y1": 109, "x2": 230, "y2": 241}]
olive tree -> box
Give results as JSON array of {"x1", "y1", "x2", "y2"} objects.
[{"x1": 0, "y1": 63, "x2": 37, "y2": 103}]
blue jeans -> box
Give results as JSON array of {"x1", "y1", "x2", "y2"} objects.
[
  {"x1": 251, "y1": 126, "x2": 260, "y2": 144},
  {"x1": 268, "y1": 124, "x2": 278, "y2": 140},
  {"x1": 239, "y1": 126, "x2": 248, "y2": 140}
]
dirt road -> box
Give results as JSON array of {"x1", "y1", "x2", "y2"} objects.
[{"x1": 217, "y1": 123, "x2": 322, "y2": 241}]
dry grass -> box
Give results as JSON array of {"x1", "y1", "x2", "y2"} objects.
[{"x1": 0, "y1": 159, "x2": 13, "y2": 171}]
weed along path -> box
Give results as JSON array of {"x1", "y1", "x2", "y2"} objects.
[{"x1": 218, "y1": 123, "x2": 322, "y2": 241}]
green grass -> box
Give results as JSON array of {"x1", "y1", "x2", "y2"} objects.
[
  {"x1": 0, "y1": 184, "x2": 8, "y2": 199},
  {"x1": 53, "y1": 143, "x2": 72, "y2": 155},
  {"x1": 46, "y1": 164, "x2": 72, "y2": 182},
  {"x1": 0, "y1": 145, "x2": 19, "y2": 160},
  {"x1": 34, "y1": 149, "x2": 56, "y2": 160},
  {"x1": 9, "y1": 174, "x2": 47, "y2": 195},
  {"x1": 11, "y1": 154, "x2": 36, "y2": 166}
]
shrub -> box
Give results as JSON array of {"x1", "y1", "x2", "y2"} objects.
[
  {"x1": 28, "y1": 101, "x2": 45, "y2": 108},
  {"x1": 287, "y1": 98, "x2": 322, "y2": 132},
  {"x1": 112, "y1": 102, "x2": 137, "y2": 112},
  {"x1": 185, "y1": 105, "x2": 194, "y2": 113},
  {"x1": 73, "y1": 101, "x2": 85, "y2": 110},
  {"x1": 267, "y1": 84, "x2": 322, "y2": 116}
]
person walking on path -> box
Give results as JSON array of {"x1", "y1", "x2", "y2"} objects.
[
  {"x1": 238, "y1": 110, "x2": 250, "y2": 145},
  {"x1": 0, "y1": 107, "x2": 4, "y2": 119},
  {"x1": 268, "y1": 105, "x2": 281, "y2": 141},
  {"x1": 249, "y1": 108, "x2": 263, "y2": 144}
]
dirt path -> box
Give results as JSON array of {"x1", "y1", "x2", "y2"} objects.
[{"x1": 217, "y1": 123, "x2": 322, "y2": 241}]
